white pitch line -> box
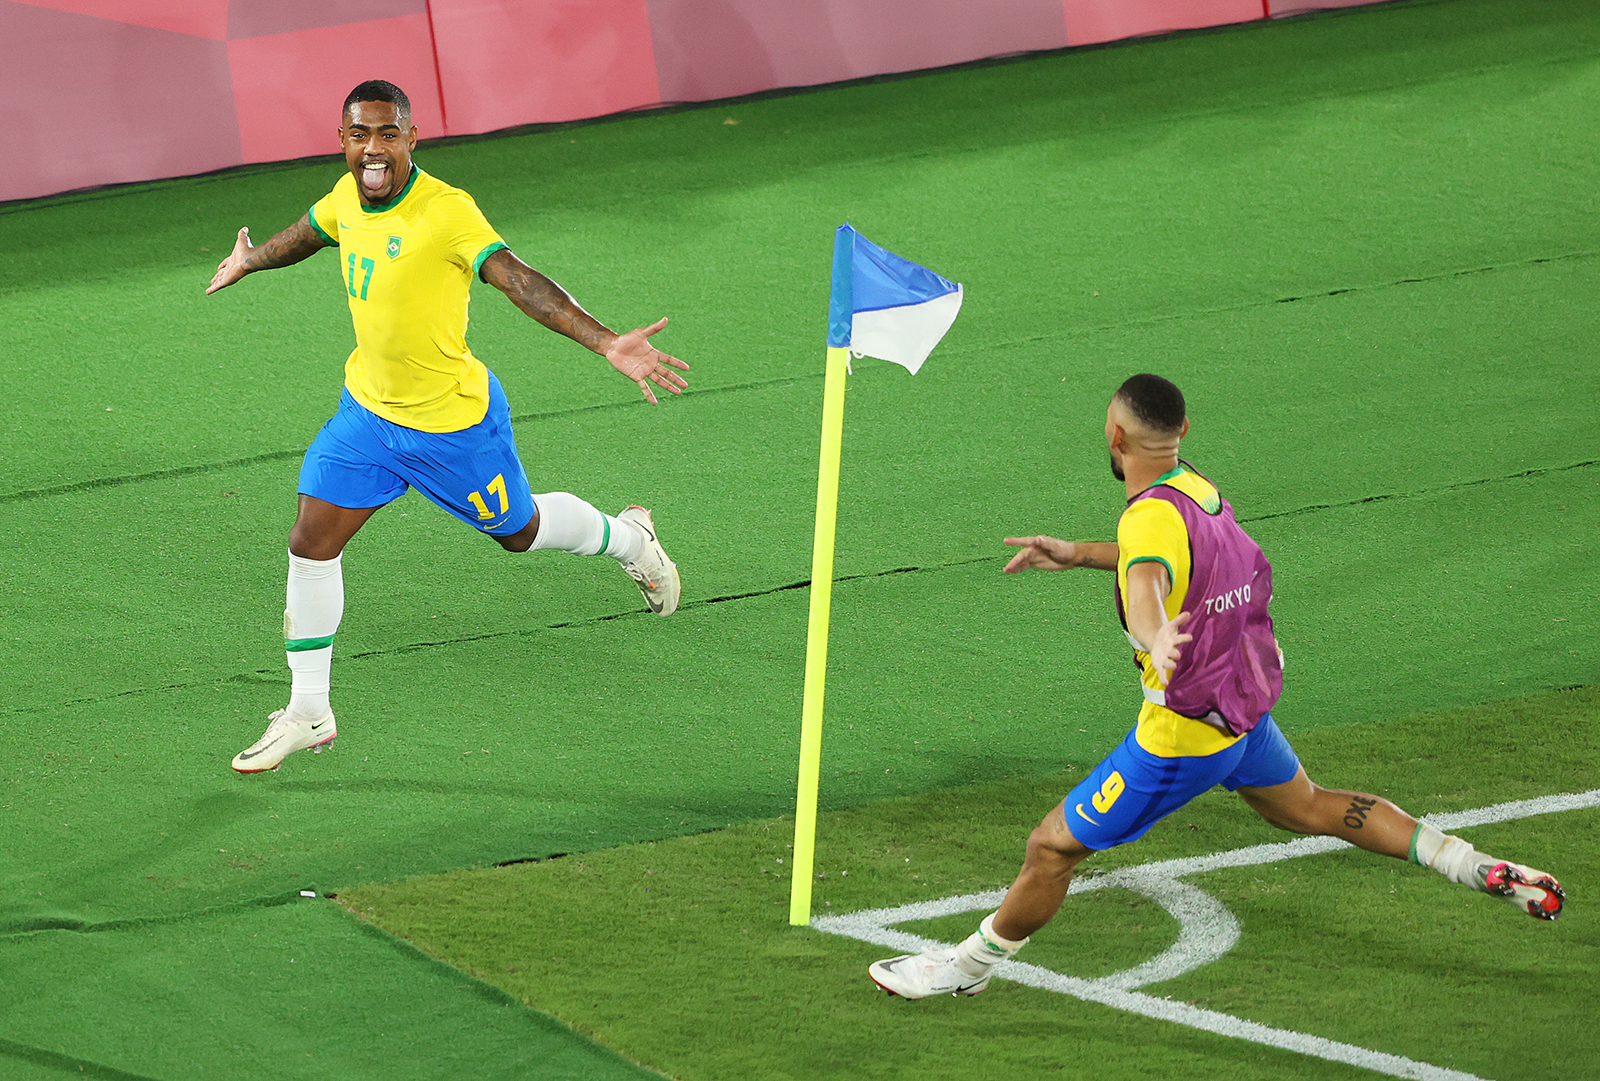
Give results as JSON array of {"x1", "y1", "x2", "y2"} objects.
[{"x1": 813, "y1": 787, "x2": 1600, "y2": 1081}]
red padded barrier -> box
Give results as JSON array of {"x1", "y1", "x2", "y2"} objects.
[
  {"x1": 0, "y1": 1, "x2": 239, "y2": 202},
  {"x1": 645, "y1": 0, "x2": 1070, "y2": 104},
  {"x1": 10, "y1": 0, "x2": 228, "y2": 39},
  {"x1": 431, "y1": 0, "x2": 660, "y2": 135},
  {"x1": 1064, "y1": 0, "x2": 1267, "y2": 47},
  {"x1": 0, "y1": 0, "x2": 1393, "y2": 202},
  {"x1": 227, "y1": 0, "x2": 426, "y2": 42},
  {"x1": 227, "y1": 14, "x2": 445, "y2": 164}
]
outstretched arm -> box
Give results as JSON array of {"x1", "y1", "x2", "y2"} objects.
[
  {"x1": 206, "y1": 217, "x2": 329, "y2": 295},
  {"x1": 1003, "y1": 536, "x2": 1119, "y2": 573},
  {"x1": 479, "y1": 248, "x2": 689, "y2": 404},
  {"x1": 1124, "y1": 560, "x2": 1192, "y2": 684}
]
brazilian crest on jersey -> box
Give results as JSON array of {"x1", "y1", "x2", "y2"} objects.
[{"x1": 309, "y1": 166, "x2": 509, "y2": 433}]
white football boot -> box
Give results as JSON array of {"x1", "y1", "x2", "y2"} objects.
[
  {"x1": 617, "y1": 505, "x2": 680, "y2": 616},
  {"x1": 231, "y1": 708, "x2": 337, "y2": 773},
  {"x1": 869, "y1": 949, "x2": 992, "y2": 999},
  {"x1": 1478, "y1": 859, "x2": 1565, "y2": 920}
]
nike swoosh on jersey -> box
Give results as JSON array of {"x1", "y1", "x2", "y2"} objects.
[{"x1": 1074, "y1": 804, "x2": 1100, "y2": 826}]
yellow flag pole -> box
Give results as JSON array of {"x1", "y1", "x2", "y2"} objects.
[{"x1": 789, "y1": 344, "x2": 851, "y2": 926}]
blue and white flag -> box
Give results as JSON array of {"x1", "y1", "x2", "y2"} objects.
[{"x1": 826, "y1": 223, "x2": 962, "y2": 375}]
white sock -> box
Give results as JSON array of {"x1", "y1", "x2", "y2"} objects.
[
  {"x1": 285, "y1": 551, "x2": 343, "y2": 718},
  {"x1": 954, "y1": 912, "x2": 1029, "y2": 978},
  {"x1": 528, "y1": 491, "x2": 642, "y2": 561},
  {"x1": 1411, "y1": 822, "x2": 1488, "y2": 887}
]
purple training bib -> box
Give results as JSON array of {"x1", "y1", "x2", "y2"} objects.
[{"x1": 1119, "y1": 468, "x2": 1283, "y2": 736}]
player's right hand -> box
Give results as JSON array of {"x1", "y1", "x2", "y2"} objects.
[
  {"x1": 1003, "y1": 535, "x2": 1078, "y2": 572},
  {"x1": 205, "y1": 227, "x2": 254, "y2": 294},
  {"x1": 1148, "y1": 610, "x2": 1193, "y2": 686},
  {"x1": 605, "y1": 317, "x2": 690, "y2": 404}
]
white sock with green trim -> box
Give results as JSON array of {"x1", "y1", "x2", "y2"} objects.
[
  {"x1": 285, "y1": 551, "x2": 342, "y2": 719},
  {"x1": 1411, "y1": 821, "x2": 1488, "y2": 886},
  {"x1": 528, "y1": 491, "x2": 642, "y2": 561},
  {"x1": 954, "y1": 912, "x2": 1030, "y2": 979}
]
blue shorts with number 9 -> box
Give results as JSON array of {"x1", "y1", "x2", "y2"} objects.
[
  {"x1": 297, "y1": 371, "x2": 535, "y2": 537},
  {"x1": 1063, "y1": 713, "x2": 1301, "y2": 851}
]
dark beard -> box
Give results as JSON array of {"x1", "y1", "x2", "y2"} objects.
[{"x1": 1109, "y1": 452, "x2": 1124, "y2": 481}]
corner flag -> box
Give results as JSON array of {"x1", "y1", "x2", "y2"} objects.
[
  {"x1": 790, "y1": 224, "x2": 963, "y2": 926},
  {"x1": 827, "y1": 223, "x2": 964, "y2": 374}
]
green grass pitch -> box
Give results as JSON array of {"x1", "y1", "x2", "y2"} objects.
[
  {"x1": 347, "y1": 689, "x2": 1600, "y2": 1081},
  {"x1": 2, "y1": 0, "x2": 1598, "y2": 1078}
]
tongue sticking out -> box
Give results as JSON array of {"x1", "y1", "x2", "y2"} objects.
[{"x1": 361, "y1": 164, "x2": 388, "y2": 194}]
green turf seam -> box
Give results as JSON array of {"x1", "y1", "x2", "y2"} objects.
[
  {"x1": 329, "y1": 562, "x2": 984, "y2": 659},
  {"x1": 937, "y1": 249, "x2": 1600, "y2": 357},
  {"x1": 0, "y1": 1038, "x2": 166, "y2": 1081},
  {"x1": 0, "y1": 897, "x2": 669, "y2": 1079},
  {"x1": 0, "y1": 375, "x2": 815, "y2": 505},
  {"x1": 1, "y1": 453, "x2": 1592, "y2": 719},
  {"x1": 0, "y1": 561, "x2": 984, "y2": 719},
  {"x1": 343, "y1": 560, "x2": 992, "y2": 653},
  {"x1": 0, "y1": 449, "x2": 302, "y2": 505},
  {"x1": 0, "y1": 671, "x2": 286, "y2": 718},
  {"x1": 5, "y1": 238, "x2": 1589, "y2": 506},
  {"x1": 0, "y1": 889, "x2": 313, "y2": 939},
  {"x1": 333, "y1": 903, "x2": 671, "y2": 1079},
  {"x1": 1268, "y1": 251, "x2": 1600, "y2": 306},
  {"x1": 1243, "y1": 459, "x2": 1599, "y2": 524}
]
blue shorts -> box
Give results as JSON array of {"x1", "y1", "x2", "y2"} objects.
[
  {"x1": 1062, "y1": 713, "x2": 1301, "y2": 851},
  {"x1": 297, "y1": 372, "x2": 535, "y2": 537}
]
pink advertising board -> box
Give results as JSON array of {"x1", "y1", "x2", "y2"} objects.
[{"x1": 0, "y1": 0, "x2": 1389, "y2": 202}]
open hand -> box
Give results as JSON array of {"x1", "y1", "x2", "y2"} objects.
[
  {"x1": 206, "y1": 227, "x2": 257, "y2": 295},
  {"x1": 1003, "y1": 535, "x2": 1078, "y2": 572},
  {"x1": 1149, "y1": 610, "x2": 1193, "y2": 686},
  {"x1": 606, "y1": 317, "x2": 690, "y2": 404}
]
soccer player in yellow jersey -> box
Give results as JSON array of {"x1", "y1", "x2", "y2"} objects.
[
  {"x1": 206, "y1": 80, "x2": 689, "y2": 774},
  {"x1": 869, "y1": 374, "x2": 1564, "y2": 1000}
]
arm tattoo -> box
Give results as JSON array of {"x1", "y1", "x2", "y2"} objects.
[
  {"x1": 243, "y1": 216, "x2": 328, "y2": 272},
  {"x1": 1083, "y1": 545, "x2": 1119, "y2": 571},
  {"x1": 480, "y1": 250, "x2": 613, "y2": 353}
]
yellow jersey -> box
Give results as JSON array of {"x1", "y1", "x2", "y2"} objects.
[
  {"x1": 1116, "y1": 465, "x2": 1244, "y2": 759},
  {"x1": 309, "y1": 166, "x2": 508, "y2": 432}
]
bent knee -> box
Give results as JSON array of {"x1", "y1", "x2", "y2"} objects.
[
  {"x1": 1024, "y1": 824, "x2": 1058, "y2": 858},
  {"x1": 288, "y1": 531, "x2": 345, "y2": 561},
  {"x1": 495, "y1": 532, "x2": 535, "y2": 553},
  {"x1": 1024, "y1": 821, "x2": 1086, "y2": 869}
]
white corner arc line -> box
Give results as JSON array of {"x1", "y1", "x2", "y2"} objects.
[{"x1": 812, "y1": 787, "x2": 1600, "y2": 1081}]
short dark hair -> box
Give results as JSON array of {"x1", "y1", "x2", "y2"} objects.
[
  {"x1": 1114, "y1": 373, "x2": 1186, "y2": 433},
  {"x1": 343, "y1": 80, "x2": 411, "y2": 123}
]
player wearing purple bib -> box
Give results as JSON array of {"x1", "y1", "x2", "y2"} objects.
[
  {"x1": 869, "y1": 374, "x2": 1563, "y2": 1000},
  {"x1": 206, "y1": 80, "x2": 689, "y2": 774}
]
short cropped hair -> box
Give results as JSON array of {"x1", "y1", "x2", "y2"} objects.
[
  {"x1": 1114, "y1": 373, "x2": 1186, "y2": 433},
  {"x1": 343, "y1": 80, "x2": 411, "y2": 123}
]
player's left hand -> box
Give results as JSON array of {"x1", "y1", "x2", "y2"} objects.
[
  {"x1": 606, "y1": 317, "x2": 690, "y2": 404},
  {"x1": 1149, "y1": 610, "x2": 1193, "y2": 686}
]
